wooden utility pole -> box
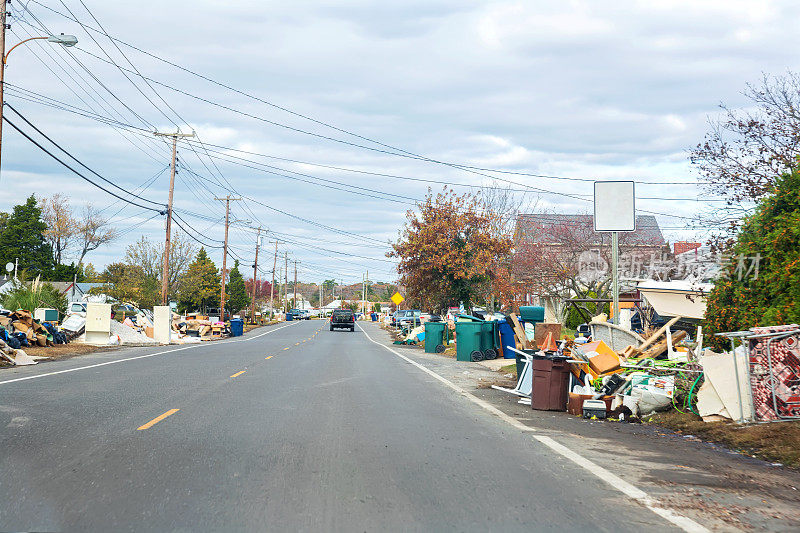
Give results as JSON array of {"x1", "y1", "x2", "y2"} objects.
[
  {"x1": 0, "y1": 0, "x2": 7, "y2": 181},
  {"x1": 277, "y1": 266, "x2": 283, "y2": 313},
  {"x1": 269, "y1": 241, "x2": 278, "y2": 319},
  {"x1": 214, "y1": 195, "x2": 241, "y2": 320},
  {"x1": 154, "y1": 131, "x2": 194, "y2": 304},
  {"x1": 293, "y1": 260, "x2": 298, "y2": 310},
  {"x1": 250, "y1": 227, "x2": 262, "y2": 324},
  {"x1": 284, "y1": 252, "x2": 289, "y2": 312}
]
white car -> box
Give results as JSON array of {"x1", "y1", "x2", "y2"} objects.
[{"x1": 68, "y1": 302, "x2": 88, "y2": 316}]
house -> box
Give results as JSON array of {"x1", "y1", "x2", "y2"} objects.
[
  {"x1": 512, "y1": 213, "x2": 668, "y2": 319},
  {"x1": 47, "y1": 282, "x2": 106, "y2": 303},
  {"x1": 282, "y1": 293, "x2": 312, "y2": 310}
]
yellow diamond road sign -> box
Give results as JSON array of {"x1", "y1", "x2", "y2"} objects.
[{"x1": 390, "y1": 292, "x2": 404, "y2": 306}]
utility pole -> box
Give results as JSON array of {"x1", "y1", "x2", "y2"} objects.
[
  {"x1": 319, "y1": 282, "x2": 323, "y2": 310},
  {"x1": 214, "y1": 195, "x2": 241, "y2": 320},
  {"x1": 284, "y1": 252, "x2": 289, "y2": 312},
  {"x1": 293, "y1": 260, "x2": 298, "y2": 310},
  {"x1": 277, "y1": 266, "x2": 283, "y2": 313},
  {"x1": 154, "y1": 131, "x2": 194, "y2": 304},
  {"x1": 0, "y1": 0, "x2": 7, "y2": 180},
  {"x1": 250, "y1": 227, "x2": 262, "y2": 324},
  {"x1": 269, "y1": 241, "x2": 278, "y2": 319}
]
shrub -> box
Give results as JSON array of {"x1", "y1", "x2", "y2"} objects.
[{"x1": 703, "y1": 170, "x2": 800, "y2": 348}]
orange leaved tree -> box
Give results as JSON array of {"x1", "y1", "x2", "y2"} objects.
[{"x1": 388, "y1": 188, "x2": 512, "y2": 312}]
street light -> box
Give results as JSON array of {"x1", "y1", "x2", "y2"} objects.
[{"x1": 0, "y1": 28, "x2": 79, "y2": 181}]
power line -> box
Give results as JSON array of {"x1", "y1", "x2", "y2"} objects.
[
  {"x1": 27, "y1": 0, "x2": 710, "y2": 188},
  {"x1": 2, "y1": 112, "x2": 165, "y2": 212},
  {"x1": 5, "y1": 103, "x2": 165, "y2": 206},
  {"x1": 63, "y1": 37, "x2": 715, "y2": 209}
]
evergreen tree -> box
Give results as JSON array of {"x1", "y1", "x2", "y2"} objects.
[
  {"x1": 704, "y1": 170, "x2": 800, "y2": 347},
  {"x1": 0, "y1": 195, "x2": 54, "y2": 277},
  {"x1": 226, "y1": 260, "x2": 250, "y2": 315},
  {"x1": 51, "y1": 262, "x2": 85, "y2": 282},
  {"x1": 178, "y1": 248, "x2": 220, "y2": 313}
]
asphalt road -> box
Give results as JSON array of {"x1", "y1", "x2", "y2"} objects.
[{"x1": 0, "y1": 320, "x2": 683, "y2": 532}]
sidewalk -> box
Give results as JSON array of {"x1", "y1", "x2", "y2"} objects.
[{"x1": 363, "y1": 322, "x2": 800, "y2": 532}]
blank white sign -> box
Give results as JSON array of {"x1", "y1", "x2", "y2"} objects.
[{"x1": 594, "y1": 181, "x2": 635, "y2": 232}]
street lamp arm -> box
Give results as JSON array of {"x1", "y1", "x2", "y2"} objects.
[
  {"x1": 3, "y1": 36, "x2": 48, "y2": 64},
  {"x1": 4, "y1": 34, "x2": 78, "y2": 64}
]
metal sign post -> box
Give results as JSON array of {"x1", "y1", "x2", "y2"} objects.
[
  {"x1": 611, "y1": 231, "x2": 619, "y2": 325},
  {"x1": 593, "y1": 181, "x2": 635, "y2": 326}
]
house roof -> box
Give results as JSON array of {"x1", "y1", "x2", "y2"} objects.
[
  {"x1": 45, "y1": 282, "x2": 105, "y2": 296},
  {"x1": 515, "y1": 214, "x2": 665, "y2": 246}
]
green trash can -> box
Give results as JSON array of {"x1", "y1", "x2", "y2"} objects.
[
  {"x1": 519, "y1": 306, "x2": 545, "y2": 323},
  {"x1": 456, "y1": 321, "x2": 483, "y2": 362},
  {"x1": 424, "y1": 322, "x2": 446, "y2": 353},
  {"x1": 480, "y1": 321, "x2": 499, "y2": 359}
]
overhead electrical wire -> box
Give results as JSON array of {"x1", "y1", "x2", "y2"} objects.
[
  {"x1": 5, "y1": 103, "x2": 166, "y2": 206},
  {"x1": 2, "y1": 113, "x2": 165, "y2": 212},
  {"x1": 28, "y1": 0, "x2": 710, "y2": 188},
  {"x1": 16, "y1": 8, "x2": 157, "y2": 131},
  {"x1": 184, "y1": 139, "x2": 727, "y2": 203},
  {"x1": 17, "y1": 0, "x2": 718, "y2": 255},
  {"x1": 43, "y1": 31, "x2": 715, "y2": 212},
  {"x1": 58, "y1": 40, "x2": 719, "y2": 213},
  {"x1": 6, "y1": 26, "x2": 167, "y2": 164},
  {"x1": 7, "y1": 81, "x2": 719, "y2": 206}
]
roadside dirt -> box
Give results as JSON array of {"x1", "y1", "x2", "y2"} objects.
[
  {"x1": 0, "y1": 343, "x2": 118, "y2": 367},
  {"x1": 650, "y1": 410, "x2": 800, "y2": 469}
]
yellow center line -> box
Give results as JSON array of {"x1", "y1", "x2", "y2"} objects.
[
  {"x1": 230, "y1": 370, "x2": 246, "y2": 378},
  {"x1": 265, "y1": 356, "x2": 273, "y2": 360},
  {"x1": 137, "y1": 409, "x2": 179, "y2": 430},
  {"x1": 283, "y1": 347, "x2": 290, "y2": 350}
]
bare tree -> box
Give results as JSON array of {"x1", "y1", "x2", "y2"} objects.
[
  {"x1": 511, "y1": 213, "x2": 668, "y2": 319},
  {"x1": 124, "y1": 230, "x2": 196, "y2": 298},
  {"x1": 480, "y1": 185, "x2": 539, "y2": 237},
  {"x1": 76, "y1": 204, "x2": 117, "y2": 266},
  {"x1": 690, "y1": 71, "x2": 800, "y2": 245},
  {"x1": 39, "y1": 194, "x2": 77, "y2": 265}
]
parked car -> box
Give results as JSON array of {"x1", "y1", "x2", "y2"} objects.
[
  {"x1": 398, "y1": 310, "x2": 422, "y2": 329},
  {"x1": 330, "y1": 309, "x2": 355, "y2": 331},
  {"x1": 288, "y1": 309, "x2": 309, "y2": 320},
  {"x1": 68, "y1": 301, "x2": 87, "y2": 316}
]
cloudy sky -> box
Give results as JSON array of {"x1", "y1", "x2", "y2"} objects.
[{"x1": 2, "y1": 0, "x2": 797, "y2": 284}]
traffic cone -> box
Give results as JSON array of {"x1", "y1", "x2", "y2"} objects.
[{"x1": 541, "y1": 331, "x2": 558, "y2": 352}]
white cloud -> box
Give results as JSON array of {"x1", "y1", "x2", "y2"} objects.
[{"x1": 2, "y1": 0, "x2": 798, "y2": 281}]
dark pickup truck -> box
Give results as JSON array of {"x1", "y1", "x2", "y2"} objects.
[{"x1": 330, "y1": 309, "x2": 355, "y2": 332}]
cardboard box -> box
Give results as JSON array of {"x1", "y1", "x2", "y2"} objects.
[
  {"x1": 568, "y1": 393, "x2": 613, "y2": 416},
  {"x1": 534, "y1": 322, "x2": 562, "y2": 348},
  {"x1": 580, "y1": 340, "x2": 621, "y2": 375}
]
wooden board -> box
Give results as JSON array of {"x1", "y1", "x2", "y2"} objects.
[{"x1": 509, "y1": 313, "x2": 531, "y2": 350}]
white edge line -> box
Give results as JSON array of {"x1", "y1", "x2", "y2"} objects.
[
  {"x1": 0, "y1": 322, "x2": 298, "y2": 386},
  {"x1": 357, "y1": 323, "x2": 709, "y2": 533}
]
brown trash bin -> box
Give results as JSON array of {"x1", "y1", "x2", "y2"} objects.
[{"x1": 531, "y1": 358, "x2": 571, "y2": 411}]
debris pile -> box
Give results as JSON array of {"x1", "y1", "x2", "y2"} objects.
[
  {"x1": 0, "y1": 308, "x2": 76, "y2": 366},
  {"x1": 484, "y1": 309, "x2": 800, "y2": 425},
  {"x1": 109, "y1": 319, "x2": 158, "y2": 345},
  {"x1": 172, "y1": 315, "x2": 228, "y2": 341}
]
